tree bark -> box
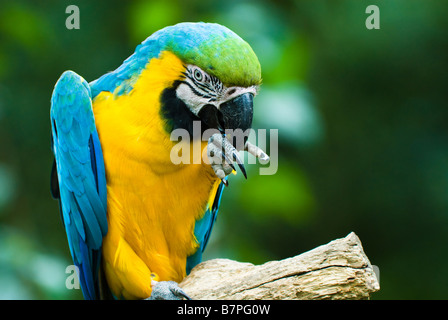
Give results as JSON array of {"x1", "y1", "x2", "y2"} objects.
[{"x1": 180, "y1": 232, "x2": 379, "y2": 300}]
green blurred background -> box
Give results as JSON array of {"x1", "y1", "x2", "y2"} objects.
[{"x1": 0, "y1": 0, "x2": 447, "y2": 299}]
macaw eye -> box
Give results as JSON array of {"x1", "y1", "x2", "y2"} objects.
[{"x1": 193, "y1": 69, "x2": 203, "y2": 82}]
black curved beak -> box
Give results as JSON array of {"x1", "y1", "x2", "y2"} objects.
[
  {"x1": 219, "y1": 92, "x2": 254, "y2": 134},
  {"x1": 220, "y1": 92, "x2": 254, "y2": 152},
  {"x1": 198, "y1": 93, "x2": 254, "y2": 132},
  {"x1": 198, "y1": 93, "x2": 254, "y2": 180},
  {"x1": 198, "y1": 92, "x2": 254, "y2": 149}
]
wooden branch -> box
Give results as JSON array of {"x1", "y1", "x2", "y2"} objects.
[{"x1": 180, "y1": 232, "x2": 379, "y2": 300}]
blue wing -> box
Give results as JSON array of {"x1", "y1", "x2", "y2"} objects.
[
  {"x1": 186, "y1": 181, "x2": 226, "y2": 274},
  {"x1": 50, "y1": 71, "x2": 108, "y2": 300}
]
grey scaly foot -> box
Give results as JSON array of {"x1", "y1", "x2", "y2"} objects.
[
  {"x1": 207, "y1": 133, "x2": 270, "y2": 186},
  {"x1": 207, "y1": 133, "x2": 246, "y2": 186},
  {"x1": 146, "y1": 280, "x2": 191, "y2": 300}
]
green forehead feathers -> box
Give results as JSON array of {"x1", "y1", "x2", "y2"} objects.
[
  {"x1": 151, "y1": 22, "x2": 262, "y2": 87},
  {"x1": 90, "y1": 22, "x2": 262, "y2": 98}
]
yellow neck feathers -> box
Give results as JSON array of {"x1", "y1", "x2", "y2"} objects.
[{"x1": 91, "y1": 50, "x2": 219, "y2": 299}]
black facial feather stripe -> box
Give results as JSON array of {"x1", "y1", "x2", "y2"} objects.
[
  {"x1": 195, "y1": 81, "x2": 217, "y2": 96},
  {"x1": 160, "y1": 80, "x2": 217, "y2": 136},
  {"x1": 182, "y1": 81, "x2": 212, "y2": 99},
  {"x1": 184, "y1": 72, "x2": 208, "y2": 94},
  {"x1": 185, "y1": 67, "x2": 223, "y2": 95},
  {"x1": 160, "y1": 80, "x2": 199, "y2": 136}
]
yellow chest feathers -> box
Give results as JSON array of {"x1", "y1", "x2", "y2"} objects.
[{"x1": 92, "y1": 51, "x2": 219, "y2": 299}]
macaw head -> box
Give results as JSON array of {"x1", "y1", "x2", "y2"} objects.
[
  {"x1": 91, "y1": 22, "x2": 261, "y2": 150},
  {"x1": 154, "y1": 22, "x2": 262, "y2": 148}
]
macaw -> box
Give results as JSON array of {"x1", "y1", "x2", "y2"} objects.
[{"x1": 50, "y1": 22, "x2": 269, "y2": 300}]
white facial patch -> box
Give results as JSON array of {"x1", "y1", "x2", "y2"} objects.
[
  {"x1": 176, "y1": 82, "x2": 205, "y2": 115},
  {"x1": 175, "y1": 65, "x2": 259, "y2": 115}
]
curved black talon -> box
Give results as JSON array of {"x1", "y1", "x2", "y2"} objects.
[
  {"x1": 147, "y1": 280, "x2": 192, "y2": 300},
  {"x1": 231, "y1": 151, "x2": 247, "y2": 179},
  {"x1": 221, "y1": 152, "x2": 236, "y2": 172},
  {"x1": 171, "y1": 287, "x2": 192, "y2": 300}
]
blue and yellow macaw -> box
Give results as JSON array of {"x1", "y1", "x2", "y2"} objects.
[{"x1": 50, "y1": 22, "x2": 268, "y2": 300}]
